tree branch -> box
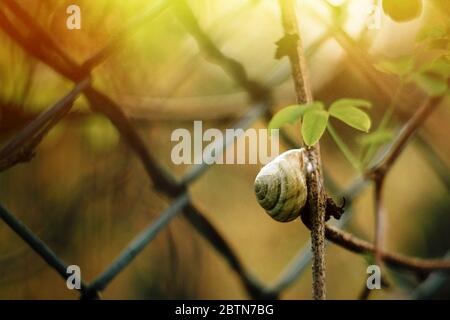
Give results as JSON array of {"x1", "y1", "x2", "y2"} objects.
[
  {"x1": 366, "y1": 95, "x2": 446, "y2": 280},
  {"x1": 278, "y1": 0, "x2": 327, "y2": 300},
  {"x1": 369, "y1": 96, "x2": 445, "y2": 178},
  {"x1": 0, "y1": 79, "x2": 91, "y2": 171},
  {"x1": 325, "y1": 226, "x2": 450, "y2": 274},
  {"x1": 172, "y1": 0, "x2": 268, "y2": 102}
]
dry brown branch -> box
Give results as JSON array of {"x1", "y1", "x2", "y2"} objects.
[
  {"x1": 366, "y1": 95, "x2": 446, "y2": 278},
  {"x1": 278, "y1": 0, "x2": 327, "y2": 300},
  {"x1": 0, "y1": 78, "x2": 91, "y2": 171},
  {"x1": 325, "y1": 226, "x2": 450, "y2": 274},
  {"x1": 369, "y1": 96, "x2": 445, "y2": 178}
]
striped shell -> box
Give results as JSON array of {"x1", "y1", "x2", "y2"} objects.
[{"x1": 254, "y1": 149, "x2": 308, "y2": 222}]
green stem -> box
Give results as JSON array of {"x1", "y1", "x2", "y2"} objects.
[{"x1": 327, "y1": 123, "x2": 361, "y2": 172}]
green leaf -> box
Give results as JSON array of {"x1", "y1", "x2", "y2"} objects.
[
  {"x1": 329, "y1": 98, "x2": 372, "y2": 110},
  {"x1": 268, "y1": 102, "x2": 323, "y2": 132},
  {"x1": 329, "y1": 106, "x2": 371, "y2": 132},
  {"x1": 301, "y1": 109, "x2": 329, "y2": 146},
  {"x1": 358, "y1": 129, "x2": 394, "y2": 147},
  {"x1": 374, "y1": 56, "x2": 414, "y2": 77},
  {"x1": 412, "y1": 73, "x2": 448, "y2": 96}
]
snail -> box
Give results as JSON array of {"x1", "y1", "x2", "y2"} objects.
[
  {"x1": 254, "y1": 149, "x2": 310, "y2": 222},
  {"x1": 254, "y1": 148, "x2": 345, "y2": 223}
]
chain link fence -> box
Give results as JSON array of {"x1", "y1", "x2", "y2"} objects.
[{"x1": 0, "y1": 0, "x2": 449, "y2": 299}]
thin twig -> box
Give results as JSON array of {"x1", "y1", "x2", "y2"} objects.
[
  {"x1": 172, "y1": 0, "x2": 268, "y2": 102},
  {"x1": 0, "y1": 78, "x2": 91, "y2": 171},
  {"x1": 367, "y1": 96, "x2": 445, "y2": 279},
  {"x1": 370, "y1": 96, "x2": 445, "y2": 177},
  {"x1": 325, "y1": 226, "x2": 450, "y2": 274},
  {"x1": 278, "y1": 0, "x2": 327, "y2": 300},
  {"x1": 373, "y1": 178, "x2": 385, "y2": 269}
]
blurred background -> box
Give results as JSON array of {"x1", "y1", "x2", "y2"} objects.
[{"x1": 0, "y1": 0, "x2": 449, "y2": 299}]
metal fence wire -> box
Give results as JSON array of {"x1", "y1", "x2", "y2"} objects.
[{"x1": 0, "y1": 0, "x2": 449, "y2": 300}]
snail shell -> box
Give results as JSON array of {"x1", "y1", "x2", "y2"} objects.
[{"x1": 254, "y1": 149, "x2": 308, "y2": 222}]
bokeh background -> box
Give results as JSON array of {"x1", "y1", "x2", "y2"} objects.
[{"x1": 0, "y1": 0, "x2": 449, "y2": 299}]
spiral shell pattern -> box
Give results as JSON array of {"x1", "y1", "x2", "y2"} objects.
[{"x1": 254, "y1": 149, "x2": 308, "y2": 222}]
